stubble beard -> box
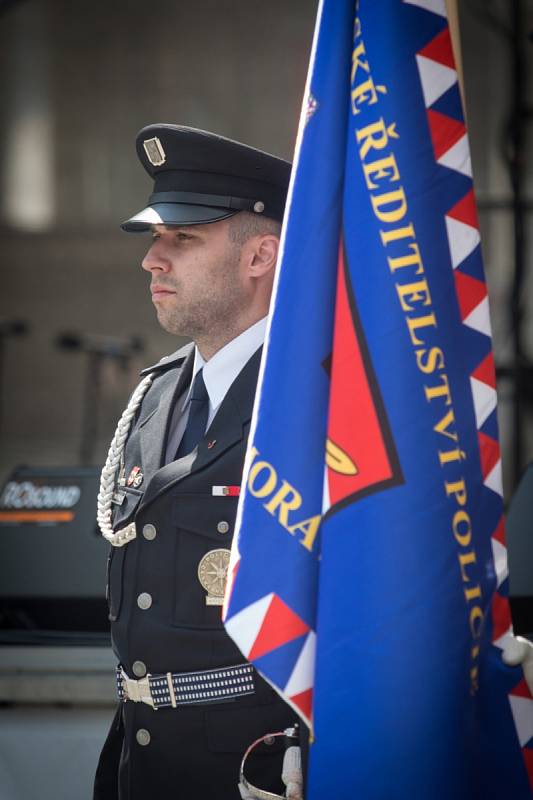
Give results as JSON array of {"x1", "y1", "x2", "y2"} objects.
[{"x1": 155, "y1": 246, "x2": 247, "y2": 346}]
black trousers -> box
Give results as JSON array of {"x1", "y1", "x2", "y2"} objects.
[{"x1": 94, "y1": 693, "x2": 296, "y2": 800}]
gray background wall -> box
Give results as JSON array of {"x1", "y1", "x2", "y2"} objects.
[
  {"x1": 0, "y1": 0, "x2": 532, "y2": 499},
  {"x1": 0, "y1": 3, "x2": 532, "y2": 798}
]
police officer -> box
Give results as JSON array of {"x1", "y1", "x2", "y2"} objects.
[{"x1": 93, "y1": 125, "x2": 296, "y2": 799}]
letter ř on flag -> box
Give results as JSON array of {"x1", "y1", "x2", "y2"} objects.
[{"x1": 225, "y1": 1, "x2": 533, "y2": 798}]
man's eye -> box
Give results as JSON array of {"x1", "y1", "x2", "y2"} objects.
[{"x1": 176, "y1": 232, "x2": 191, "y2": 241}]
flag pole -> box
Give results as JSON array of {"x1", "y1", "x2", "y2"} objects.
[{"x1": 445, "y1": 0, "x2": 466, "y2": 110}]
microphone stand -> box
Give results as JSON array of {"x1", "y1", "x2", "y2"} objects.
[
  {"x1": 56, "y1": 333, "x2": 143, "y2": 465},
  {"x1": 0, "y1": 321, "x2": 28, "y2": 435}
]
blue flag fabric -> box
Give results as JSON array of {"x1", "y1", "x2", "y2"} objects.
[{"x1": 224, "y1": 1, "x2": 533, "y2": 797}]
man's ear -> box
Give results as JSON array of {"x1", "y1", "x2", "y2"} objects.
[{"x1": 247, "y1": 235, "x2": 280, "y2": 278}]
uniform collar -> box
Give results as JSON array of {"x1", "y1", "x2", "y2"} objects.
[{"x1": 139, "y1": 342, "x2": 194, "y2": 376}]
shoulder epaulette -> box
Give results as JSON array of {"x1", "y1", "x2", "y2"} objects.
[{"x1": 139, "y1": 342, "x2": 194, "y2": 376}]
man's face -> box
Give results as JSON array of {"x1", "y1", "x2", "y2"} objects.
[{"x1": 141, "y1": 219, "x2": 247, "y2": 340}]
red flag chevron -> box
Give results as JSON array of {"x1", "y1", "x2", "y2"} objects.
[
  {"x1": 248, "y1": 594, "x2": 310, "y2": 660},
  {"x1": 448, "y1": 188, "x2": 479, "y2": 229},
  {"x1": 419, "y1": 26, "x2": 454, "y2": 68},
  {"x1": 290, "y1": 688, "x2": 313, "y2": 719},
  {"x1": 478, "y1": 431, "x2": 500, "y2": 481},
  {"x1": 472, "y1": 351, "x2": 496, "y2": 389},
  {"x1": 427, "y1": 109, "x2": 466, "y2": 161},
  {"x1": 454, "y1": 272, "x2": 487, "y2": 321}
]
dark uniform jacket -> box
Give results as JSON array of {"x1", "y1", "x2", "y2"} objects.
[{"x1": 94, "y1": 343, "x2": 294, "y2": 800}]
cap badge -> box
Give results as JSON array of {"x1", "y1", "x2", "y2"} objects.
[
  {"x1": 253, "y1": 201, "x2": 265, "y2": 214},
  {"x1": 143, "y1": 137, "x2": 166, "y2": 167}
]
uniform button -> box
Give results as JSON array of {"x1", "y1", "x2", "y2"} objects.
[
  {"x1": 136, "y1": 728, "x2": 151, "y2": 747},
  {"x1": 137, "y1": 592, "x2": 152, "y2": 610},
  {"x1": 217, "y1": 520, "x2": 230, "y2": 534},
  {"x1": 132, "y1": 660, "x2": 147, "y2": 678},
  {"x1": 142, "y1": 524, "x2": 157, "y2": 541}
]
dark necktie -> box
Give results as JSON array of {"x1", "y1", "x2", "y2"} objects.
[{"x1": 175, "y1": 369, "x2": 209, "y2": 459}]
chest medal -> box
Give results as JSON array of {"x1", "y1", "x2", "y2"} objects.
[
  {"x1": 127, "y1": 467, "x2": 144, "y2": 488},
  {"x1": 197, "y1": 549, "x2": 231, "y2": 606}
]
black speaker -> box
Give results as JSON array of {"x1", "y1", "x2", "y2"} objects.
[{"x1": 0, "y1": 466, "x2": 110, "y2": 642}]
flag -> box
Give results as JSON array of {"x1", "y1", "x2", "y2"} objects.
[{"x1": 224, "y1": 0, "x2": 533, "y2": 797}]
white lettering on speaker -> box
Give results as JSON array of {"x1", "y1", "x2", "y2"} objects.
[{"x1": 0, "y1": 482, "x2": 81, "y2": 509}]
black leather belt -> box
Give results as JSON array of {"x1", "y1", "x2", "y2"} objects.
[{"x1": 116, "y1": 663, "x2": 255, "y2": 709}]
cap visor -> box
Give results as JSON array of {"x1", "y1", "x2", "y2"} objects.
[{"x1": 121, "y1": 203, "x2": 237, "y2": 232}]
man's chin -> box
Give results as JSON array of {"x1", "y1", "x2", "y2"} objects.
[{"x1": 156, "y1": 309, "x2": 189, "y2": 338}]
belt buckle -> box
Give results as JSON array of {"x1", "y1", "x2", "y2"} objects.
[
  {"x1": 137, "y1": 676, "x2": 155, "y2": 707},
  {"x1": 122, "y1": 672, "x2": 155, "y2": 708}
]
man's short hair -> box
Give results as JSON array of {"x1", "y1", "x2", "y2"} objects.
[{"x1": 228, "y1": 211, "x2": 282, "y2": 246}]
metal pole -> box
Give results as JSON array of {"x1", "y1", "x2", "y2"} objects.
[
  {"x1": 80, "y1": 352, "x2": 102, "y2": 465},
  {"x1": 445, "y1": 0, "x2": 466, "y2": 109}
]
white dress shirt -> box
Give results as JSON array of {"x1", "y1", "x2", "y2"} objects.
[{"x1": 164, "y1": 317, "x2": 266, "y2": 462}]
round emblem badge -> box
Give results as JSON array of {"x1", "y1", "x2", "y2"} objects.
[{"x1": 197, "y1": 548, "x2": 231, "y2": 606}]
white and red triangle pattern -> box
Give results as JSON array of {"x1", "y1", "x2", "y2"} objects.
[
  {"x1": 414, "y1": 28, "x2": 501, "y2": 495},
  {"x1": 445, "y1": 190, "x2": 481, "y2": 269},
  {"x1": 415, "y1": 27, "x2": 472, "y2": 176},
  {"x1": 490, "y1": 518, "x2": 509, "y2": 590},
  {"x1": 224, "y1": 591, "x2": 315, "y2": 726},
  {"x1": 471, "y1": 353, "x2": 497, "y2": 429},
  {"x1": 427, "y1": 108, "x2": 472, "y2": 177},
  {"x1": 408, "y1": 2, "x2": 533, "y2": 789},
  {"x1": 404, "y1": 0, "x2": 446, "y2": 16}
]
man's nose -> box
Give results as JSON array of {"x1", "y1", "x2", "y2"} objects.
[{"x1": 141, "y1": 242, "x2": 170, "y2": 273}]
